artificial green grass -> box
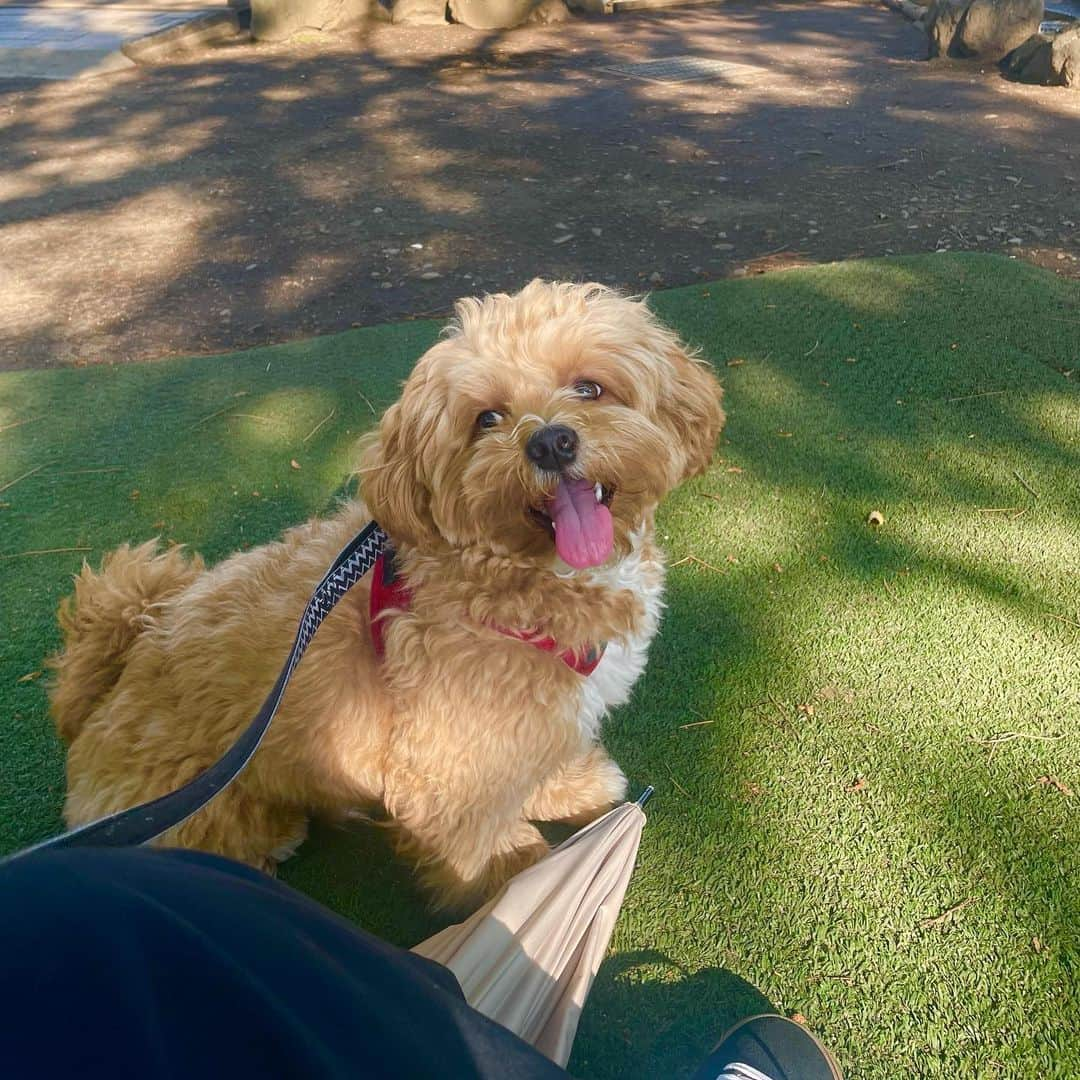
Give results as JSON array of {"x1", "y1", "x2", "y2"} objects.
[{"x1": 2, "y1": 254, "x2": 1078, "y2": 1078}]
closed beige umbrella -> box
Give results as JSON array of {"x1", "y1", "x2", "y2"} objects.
[{"x1": 412, "y1": 788, "x2": 653, "y2": 1068}]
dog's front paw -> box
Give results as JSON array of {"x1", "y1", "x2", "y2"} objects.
[
  {"x1": 525, "y1": 747, "x2": 628, "y2": 827},
  {"x1": 597, "y1": 754, "x2": 629, "y2": 807}
]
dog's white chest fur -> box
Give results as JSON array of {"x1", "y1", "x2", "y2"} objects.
[{"x1": 573, "y1": 529, "x2": 665, "y2": 743}]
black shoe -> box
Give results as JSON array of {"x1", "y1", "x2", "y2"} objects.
[{"x1": 690, "y1": 1014, "x2": 843, "y2": 1080}]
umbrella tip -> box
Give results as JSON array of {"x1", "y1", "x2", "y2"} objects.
[{"x1": 634, "y1": 785, "x2": 655, "y2": 808}]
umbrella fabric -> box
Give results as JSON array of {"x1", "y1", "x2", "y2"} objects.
[{"x1": 412, "y1": 797, "x2": 648, "y2": 1068}]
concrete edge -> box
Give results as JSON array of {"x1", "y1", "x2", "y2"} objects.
[
  {"x1": 0, "y1": 46, "x2": 136, "y2": 80},
  {"x1": 121, "y1": 9, "x2": 249, "y2": 63}
]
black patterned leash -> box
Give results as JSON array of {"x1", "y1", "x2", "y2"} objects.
[{"x1": 3, "y1": 521, "x2": 388, "y2": 864}]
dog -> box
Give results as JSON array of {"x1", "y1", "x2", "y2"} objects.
[{"x1": 51, "y1": 280, "x2": 724, "y2": 908}]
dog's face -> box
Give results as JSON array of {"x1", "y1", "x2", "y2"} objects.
[{"x1": 362, "y1": 281, "x2": 724, "y2": 569}]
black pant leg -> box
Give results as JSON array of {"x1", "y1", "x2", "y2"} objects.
[{"x1": 0, "y1": 847, "x2": 568, "y2": 1080}]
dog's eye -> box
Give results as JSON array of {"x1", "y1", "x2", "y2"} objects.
[
  {"x1": 573, "y1": 381, "x2": 602, "y2": 400},
  {"x1": 476, "y1": 410, "x2": 504, "y2": 430}
]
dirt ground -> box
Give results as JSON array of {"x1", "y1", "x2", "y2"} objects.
[{"x1": 1, "y1": 0, "x2": 1077, "y2": 369}]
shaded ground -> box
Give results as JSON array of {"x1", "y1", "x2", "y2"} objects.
[
  {"x1": 3, "y1": 256, "x2": 1078, "y2": 1076},
  {"x1": 1, "y1": 0, "x2": 1078, "y2": 369}
]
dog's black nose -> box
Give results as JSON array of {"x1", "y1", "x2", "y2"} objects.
[{"x1": 526, "y1": 424, "x2": 579, "y2": 472}]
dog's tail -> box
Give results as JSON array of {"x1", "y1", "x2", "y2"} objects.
[{"x1": 50, "y1": 541, "x2": 204, "y2": 744}]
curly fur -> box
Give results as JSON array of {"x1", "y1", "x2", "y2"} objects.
[{"x1": 52, "y1": 280, "x2": 724, "y2": 908}]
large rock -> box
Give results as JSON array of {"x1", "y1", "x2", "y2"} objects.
[
  {"x1": 1007, "y1": 24, "x2": 1080, "y2": 85},
  {"x1": 957, "y1": 0, "x2": 1044, "y2": 57},
  {"x1": 926, "y1": 0, "x2": 969, "y2": 56},
  {"x1": 1048, "y1": 24, "x2": 1080, "y2": 85},
  {"x1": 925, "y1": 0, "x2": 1043, "y2": 60},
  {"x1": 1006, "y1": 30, "x2": 1055, "y2": 79},
  {"x1": 251, "y1": 0, "x2": 388, "y2": 41},
  {"x1": 448, "y1": 0, "x2": 568, "y2": 28},
  {"x1": 391, "y1": 0, "x2": 446, "y2": 25}
]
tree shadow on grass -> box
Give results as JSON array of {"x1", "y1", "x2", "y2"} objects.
[{"x1": 1, "y1": 254, "x2": 1077, "y2": 1074}]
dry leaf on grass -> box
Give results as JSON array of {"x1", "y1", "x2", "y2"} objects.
[
  {"x1": 1035, "y1": 775, "x2": 1073, "y2": 796},
  {"x1": 920, "y1": 897, "x2": 974, "y2": 930},
  {"x1": 290, "y1": 459, "x2": 302, "y2": 470},
  {"x1": 867, "y1": 510, "x2": 885, "y2": 527},
  {"x1": 17, "y1": 671, "x2": 42, "y2": 684},
  {"x1": 848, "y1": 777, "x2": 868, "y2": 793},
  {"x1": 816, "y1": 686, "x2": 856, "y2": 704}
]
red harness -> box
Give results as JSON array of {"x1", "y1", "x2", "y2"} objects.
[{"x1": 369, "y1": 551, "x2": 605, "y2": 677}]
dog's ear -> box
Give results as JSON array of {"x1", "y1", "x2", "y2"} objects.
[
  {"x1": 359, "y1": 396, "x2": 440, "y2": 549},
  {"x1": 657, "y1": 341, "x2": 725, "y2": 484}
]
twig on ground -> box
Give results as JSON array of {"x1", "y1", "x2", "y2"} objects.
[
  {"x1": 678, "y1": 719, "x2": 716, "y2": 730},
  {"x1": 971, "y1": 731, "x2": 1064, "y2": 747},
  {"x1": 52, "y1": 466, "x2": 125, "y2": 476},
  {"x1": 947, "y1": 390, "x2": 1008, "y2": 403},
  {"x1": 882, "y1": 578, "x2": 898, "y2": 600},
  {"x1": 0, "y1": 463, "x2": 47, "y2": 494},
  {"x1": 755, "y1": 243, "x2": 792, "y2": 259},
  {"x1": 920, "y1": 897, "x2": 974, "y2": 930},
  {"x1": 804, "y1": 339, "x2": 821, "y2": 358},
  {"x1": 0, "y1": 417, "x2": 41, "y2": 435},
  {"x1": 666, "y1": 770, "x2": 693, "y2": 799},
  {"x1": 1012, "y1": 470, "x2": 1039, "y2": 499},
  {"x1": 356, "y1": 389, "x2": 377, "y2": 416},
  {"x1": 670, "y1": 553, "x2": 726, "y2": 574},
  {"x1": 976, "y1": 507, "x2": 1023, "y2": 514},
  {"x1": 231, "y1": 413, "x2": 282, "y2": 427},
  {"x1": 186, "y1": 406, "x2": 237, "y2": 432},
  {"x1": 1048, "y1": 612, "x2": 1080, "y2": 630},
  {"x1": 302, "y1": 409, "x2": 336, "y2": 443},
  {"x1": 1, "y1": 546, "x2": 91, "y2": 561}
]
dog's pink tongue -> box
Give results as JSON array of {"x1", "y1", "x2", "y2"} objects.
[{"x1": 549, "y1": 478, "x2": 613, "y2": 569}]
